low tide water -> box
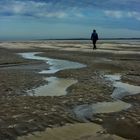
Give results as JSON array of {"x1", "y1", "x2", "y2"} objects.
[
  {"x1": 19, "y1": 52, "x2": 140, "y2": 117},
  {"x1": 28, "y1": 77, "x2": 77, "y2": 96},
  {"x1": 73, "y1": 74, "x2": 140, "y2": 121},
  {"x1": 18, "y1": 52, "x2": 137, "y2": 140},
  {"x1": 105, "y1": 74, "x2": 140, "y2": 99},
  {"x1": 19, "y1": 52, "x2": 85, "y2": 96}
]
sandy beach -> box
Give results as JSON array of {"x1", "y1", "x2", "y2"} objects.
[{"x1": 0, "y1": 40, "x2": 140, "y2": 140}]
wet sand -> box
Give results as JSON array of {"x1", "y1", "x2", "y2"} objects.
[
  {"x1": 0, "y1": 40, "x2": 140, "y2": 140},
  {"x1": 18, "y1": 123, "x2": 126, "y2": 140}
]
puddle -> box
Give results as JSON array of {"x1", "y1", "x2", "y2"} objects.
[
  {"x1": 28, "y1": 77, "x2": 77, "y2": 96},
  {"x1": 18, "y1": 52, "x2": 132, "y2": 140},
  {"x1": 105, "y1": 74, "x2": 140, "y2": 99},
  {"x1": 18, "y1": 123, "x2": 126, "y2": 140},
  {"x1": 73, "y1": 101, "x2": 131, "y2": 121},
  {"x1": 19, "y1": 52, "x2": 86, "y2": 74},
  {"x1": 104, "y1": 74, "x2": 121, "y2": 82},
  {"x1": 19, "y1": 52, "x2": 85, "y2": 96},
  {"x1": 73, "y1": 73, "x2": 140, "y2": 121},
  {"x1": 74, "y1": 74, "x2": 140, "y2": 121},
  {"x1": 19, "y1": 52, "x2": 136, "y2": 116}
]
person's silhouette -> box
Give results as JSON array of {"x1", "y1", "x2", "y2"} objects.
[{"x1": 91, "y1": 30, "x2": 98, "y2": 49}]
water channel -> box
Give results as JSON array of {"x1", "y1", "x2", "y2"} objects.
[
  {"x1": 19, "y1": 52, "x2": 85, "y2": 96},
  {"x1": 19, "y1": 52, "x2": 140, "y2": 120},
  {"x1": 18, "y1": 52, "x2": 140, "y2": 140},
  {"x1": 105, "y1": 74, "x2": 140, "y2": 99}
]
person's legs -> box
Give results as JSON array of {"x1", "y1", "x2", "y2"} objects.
[
  {"x1": 92, "y1": 42, "x2": 94, "y2": 49},
  {"x1": 94, "y1": 43, "x2": 96, "y2": 49},
  {"x1": 93, "y1": 40, "x2": 96, "y2": 49}
]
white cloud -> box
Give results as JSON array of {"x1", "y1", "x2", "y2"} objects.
[
  {"x1": 104, "y1": 10, "x2": 140, "y2": 21},
  {"x1": 104, "y1": 10, "x2": 123, "y2": 18},
  {"x1": 127, "y1": 11, "x2": 140, "y2": 21},
  {"x1": 0, "y1": 0, "x2": 83, "y2": 19},
  {"x1": 37, "y1": 12, "x2": 67, "y2": 18},
  {"x1": 75, "y1": 13, "x2": 84, "y2": 18}
]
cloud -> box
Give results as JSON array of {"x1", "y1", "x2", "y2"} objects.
[
  {"x1": 63, "y1": 0, "x2": 140, "y2": 12},
  {"x1": 127, "y1": 11, "x2": 140, "y2": 21},
  {"x1": 104, "y1": 11, "x2": 123, "y2": 18},
  {"x1": 104, "y1": 10, "x2": 140, "y2": 21},
  {"x1": 37, "y1": 12, "x2": 67, "y2": 18},
  {"x1": 0, "y1": 0, "x2": 81, "y2": 19},
  {"x1": 1, "y1": 0, "x2": 140, "y2": 19},
  {"x1": 0, "y1": 0, "x2": 66, "y2": 18}
]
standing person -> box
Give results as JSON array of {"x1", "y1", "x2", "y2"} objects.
[{"x1": 91, "y1": 29, "x2": 98, "y2": 49}]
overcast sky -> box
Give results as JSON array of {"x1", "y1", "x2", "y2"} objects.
[{"x1": 0, "y1": 0, "x2": 140, "y2": 40}]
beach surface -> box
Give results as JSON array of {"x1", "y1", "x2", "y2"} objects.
[{"x1": 0, "y1": 40, "x2": 140, "y2": 140}]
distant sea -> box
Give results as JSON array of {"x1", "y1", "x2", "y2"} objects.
[{"x1": 0, "y1": 38, "x2": 140, "y2": 42}]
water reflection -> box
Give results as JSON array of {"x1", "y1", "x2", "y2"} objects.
[
  {"x1": 74, "y1": 101, "x2": 131, "y2": 121},
  {"x1": 19, "y1": 52, "x2": 86, "y2": 74},
  {"x1": 28, "y1": 77, "x2": 77, "y2": 96},
  {"x1": 19, "y1": 52, "x2": 85, "y2": 96},
  {"x1": 73, "y1": 74, "x2": 140, "y2": 121},
  {"x1": 105, "y1": 74, "x2": 140, "y2": 99}
]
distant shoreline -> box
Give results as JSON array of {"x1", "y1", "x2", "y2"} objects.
[
  {"x1": 0, "y1": 38, "x2": 140, "y2": 42},
  {"x1": 38, "y1": 38, "x2": 140, "y2": 40}
]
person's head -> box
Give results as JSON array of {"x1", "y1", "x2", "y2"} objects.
[{"x1": 93, "y1": 29, "x2": 96, "y2": 33}]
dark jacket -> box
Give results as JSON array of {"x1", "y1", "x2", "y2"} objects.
[{"x1": 91, "y1": 32, "x2": 98, "y2": 41}]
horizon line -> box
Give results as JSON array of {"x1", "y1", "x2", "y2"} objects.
[{"x1": 0, "y1": 37, "x2": 140, "y2": 42}]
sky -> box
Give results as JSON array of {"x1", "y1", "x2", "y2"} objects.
[{"x1": 0, "y1": 0, "x2": 140, "y2": 40}]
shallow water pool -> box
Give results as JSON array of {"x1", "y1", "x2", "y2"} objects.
[{"x1": 19, "y1": 52, "x2": 85, "y2": 96}]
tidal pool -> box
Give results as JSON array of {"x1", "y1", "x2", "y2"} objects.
[
  {"x1": 74, "y1": 74, "x2": 140, "y2": 121},
  {"x1": 18, "y1": 123, "x2": 126, "y2": 140},
  {"x1": 19, "y1": 52, "x2": 136, "y2": 116},
  {"x1": 19, "y1": 52, "x2": 86, "y2": 74},
  {"x1": 73, "y1": 101, "x2": 131, "y2": 121},
  {"x1": 28, "y1": 77, "x2": 77, "y2": 96},
  {"x1": 19, "y1": 52, "x2": 85, "y2": 96},
  {"x1": 18, "y1": 52, "x2": 133, "y2": 140},
  {"x1": 105, "y1": 74, "x2": 140, "y2": 99}
]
